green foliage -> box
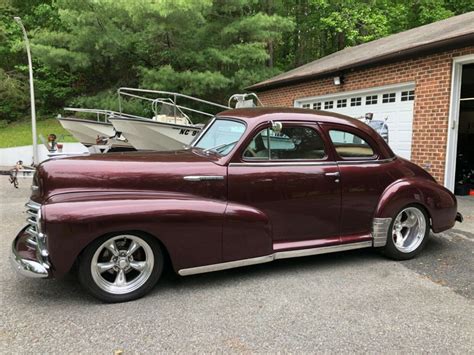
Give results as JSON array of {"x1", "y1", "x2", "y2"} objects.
[
  {"x1": 71, "y1": 91, "x2": 150, "y2": 117},
  {"x1": 0, "y1": 0, "x2": 472, "y2": 126},
  {"x1": 0, "y1": 68, "x2": 28, "y2": 122}
]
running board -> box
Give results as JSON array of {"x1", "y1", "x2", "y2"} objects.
[{"x1": 178, "y1": 241, "x2": 372, "y2": 276}]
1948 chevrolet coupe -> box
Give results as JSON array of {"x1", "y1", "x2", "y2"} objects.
[{"x1": 11, "y1": 108, "x2": 463, "y2": 302}]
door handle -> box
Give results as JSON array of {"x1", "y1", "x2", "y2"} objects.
[{"x1": 325, "y1": 171, "x2": 340, "y2": 183}]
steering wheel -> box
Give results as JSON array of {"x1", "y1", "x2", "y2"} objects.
[{"x1": 244, "y1": 148, "x2": 257, "y2": 157}]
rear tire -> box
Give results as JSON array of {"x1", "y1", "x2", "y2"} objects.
[
  {"x1": 382, "y1": 205, "x2": 429, "y2": 260},
  {"x1": 78, "y1": 232, "x2": 163, "y2": 303}
]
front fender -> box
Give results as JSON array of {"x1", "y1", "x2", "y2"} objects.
[
  {"x1": 375, "y1": 178, "x2": 457, "y2": 233},
  {"x1": 43, "y1": 193, "x2": 227, "y2": 277}
]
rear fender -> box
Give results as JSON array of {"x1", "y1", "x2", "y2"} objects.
[{"x1": 375, "y1": 178, "x2": 457, "y2": 234}]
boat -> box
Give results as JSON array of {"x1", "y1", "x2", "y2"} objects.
[
  {"x1": 59, "y1": 89, "x2": 262, "y2": 152},
  {"x1": 107, "y1": 88, "x2": 231, "y2": 151},
  {"x1": 57, "y1": 108, "x2": 133, "y2": 150}
]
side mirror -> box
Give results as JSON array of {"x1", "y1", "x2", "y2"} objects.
[{"x1": 271, "y1": 121, "x2": 283, "y2": 133}]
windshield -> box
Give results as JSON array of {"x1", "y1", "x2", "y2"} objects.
[{"x1": 194, "y1": 118, "x2": 246, "y2": 156}]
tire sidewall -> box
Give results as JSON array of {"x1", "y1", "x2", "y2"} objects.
[
  {"x1": 78, "y1": 232, "x2": 164, "y2": 303},
  {"x1": 383, "y1": 204, "x2": 430, "y2": 260}
]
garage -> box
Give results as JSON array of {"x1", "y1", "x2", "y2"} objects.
[
  {"x1": 294, "y1": 83, "x2": 415, "y2": 159},
  {"x1": 248, "y1": 13, "x2": 474, "y2": 188}
]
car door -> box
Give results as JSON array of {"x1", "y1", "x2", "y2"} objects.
[
  {"x1": 224, "y1": 121, "x2": 341, "y2": 262},
  {"x1": 322, "y1": 123, "x2": 391, "y2": 238}
]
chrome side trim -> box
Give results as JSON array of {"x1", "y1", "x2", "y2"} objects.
[
  {"x1": 228, "y1": 157, "x2": 396, "y2": 167},
  {"x1": 229, "y1": 162, "x2": 336, "y2": 167},
  {"x1": 183, "y1": 175, "x2": 225, "y2": 181},
  {"x1": 337, "y1": 157, "x2": 397, "y2": 165},
  {"x1": 178, "y1": 255, "x2": 274, "y2": 276},
  {"x1": 178, "y1": 241, "x2": 372, "y2": 276},
  {"x1": 372, "y1": 217, "x2": 392, "y2": 247},
  {"x1": 274, "y1": 241, "x2": 372, "y2": 260}
]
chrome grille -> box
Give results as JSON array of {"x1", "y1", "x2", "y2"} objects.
[{"x1": 25, "y1": 201, "x2": 49, "y2": 258}]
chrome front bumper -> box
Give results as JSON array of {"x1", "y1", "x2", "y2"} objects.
[
  {"x1": 10, "y1": 201, "x2": 51, "y2": 278},
  {"x1": 10, "y1": 230, "x2": 49, "y2": 278}
]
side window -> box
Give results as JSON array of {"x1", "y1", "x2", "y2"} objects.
[
  {"x1": 243, "y1": 128, "x2": 270, "y2": 159},
  {"x1": 329, "y1": 130, "x2": 375, "y2": 159},
  {"x1": 243, "y1": 126, "x2": 326, "y2": 160}
]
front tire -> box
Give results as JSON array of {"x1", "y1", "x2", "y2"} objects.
[
  {"x1": 78, "y1": 233, "x2": 163, "y2": 303},
  {"x1": 382, "y1": 205, "x2": 429, "y2": 260}
]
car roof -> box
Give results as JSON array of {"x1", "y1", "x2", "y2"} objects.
[{"x1": 218, "y1": 107, "x2": 371, "y2": 132}]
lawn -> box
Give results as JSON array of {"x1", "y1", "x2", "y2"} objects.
[{"x1": 0, "y1": 118, "x2": 77, "y2": 148}]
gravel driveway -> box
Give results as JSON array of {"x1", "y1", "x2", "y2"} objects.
[{"x1": 1, "y1": 176, "x2": 473, "y2": 353}]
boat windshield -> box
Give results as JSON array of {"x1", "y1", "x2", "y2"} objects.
[{"x1": 194, "y1": 119, "x2": 246, "y2": 156}]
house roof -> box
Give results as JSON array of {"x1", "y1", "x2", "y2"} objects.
[{"x1": 248, "y1": 12, "x2": 474, "y2": 91}]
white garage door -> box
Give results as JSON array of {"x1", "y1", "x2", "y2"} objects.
[{"x1": 295, "y1": 83, "x2": 415, "y2": 159}]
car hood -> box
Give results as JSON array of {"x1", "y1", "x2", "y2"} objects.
[{"x1": 32, "y1": 149, "x2": 226, "y2": 203}]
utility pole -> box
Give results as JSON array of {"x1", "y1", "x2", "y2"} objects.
[{"x1": 14, "y1": 17, "x2": 38, "y2": 166}]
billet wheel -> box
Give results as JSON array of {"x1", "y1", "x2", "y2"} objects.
[
  {"x1": 382, "y1": 205, "x2": 429, "y2": 260},
  {"x1": 78, "y1": 233, "x2": 163, "y2": 303}
]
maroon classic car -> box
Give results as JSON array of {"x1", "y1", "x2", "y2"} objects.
[{"x1": 11, "y1": 108, "x2": 462, "y2": 302}]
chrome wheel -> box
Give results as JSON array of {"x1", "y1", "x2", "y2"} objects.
[
  {"x1": 91, "y1": 235, "x2": 154, "y2": 295},
  {"x1": 392, "y1": 207, "x2": 426, "y2": 253}
]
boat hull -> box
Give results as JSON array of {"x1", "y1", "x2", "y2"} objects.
[
  {"x1": 58, "y1": 117, "x2": 132, "y2": 148},
  {"x1": 109, "y1": 117, "x2": 201, "y2": 151}
]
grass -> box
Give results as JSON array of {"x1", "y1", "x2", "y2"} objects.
[{"x1": 0, "y1": 118, "x2": 77, "y2": 148}]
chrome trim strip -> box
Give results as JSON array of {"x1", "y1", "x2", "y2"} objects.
[
  {"x1": 337, "y1": 157, "x2": 397, "y2": 165},
  {"x1": 26, "y1": 201, "x2": 41, "y2": 209},
  {"x1": 372, "y1": 217, "x2": 392, "y2": 247},
  {"x1": 178, "y1": 255, "x2": 274, "y2": 276},
  {"x1": 178, "y1": 241, "x2": 372, "y2": 276},
  {"x1": 229, "y1": 162, "x2": 336, "y2": 167},
  {"x1": 229, "y1": 157, "x2": 396, "y2": 167},
  {"x1": 183, "y1": 175, "x2": 225, "y2": 181},
  {"x1": 274, "y1": 241, "x2": 372, "y2": 260},
  {"x1": 190, "y1": 117, "x2": 216, "y2": 147},
  {"x1": 25, "y1": 228, "x2": 38, "y2": 237}
]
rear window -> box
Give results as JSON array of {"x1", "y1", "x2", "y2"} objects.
[{"x1": 329, "y1": 130, "x2": 374, "y2": 158}]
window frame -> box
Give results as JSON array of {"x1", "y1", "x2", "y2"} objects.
[
  {"x1": 322, "y1": 124, "x2": 380, "y2": 161},
  {"x1": 192, "y1": 117, "x2": 247, "y2": 156},
  {"x1": 240, "y1": 122, "x2": 330, "y2": 163},
  {"x1": 382, "y1": 92, "x2": 396, "y2": 103},
  {"x1": 350, "y1": 97, "x2": 362, "y2": 106}
]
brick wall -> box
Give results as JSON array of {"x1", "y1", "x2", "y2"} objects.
[{"x1": 256, "y1": 46, "x2": 474, "y2": 184}]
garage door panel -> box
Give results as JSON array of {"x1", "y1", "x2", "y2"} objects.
[{"x1": 297, "y1": 85, "x2": 415, "y2": 160}]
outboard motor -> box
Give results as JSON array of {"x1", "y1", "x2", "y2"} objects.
[{"x1": 228, "y1": 93, "x2": 264, "y2": 108}]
